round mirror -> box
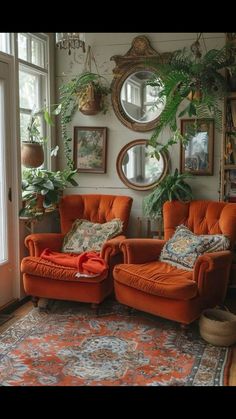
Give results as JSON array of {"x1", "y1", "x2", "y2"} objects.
[
  {"x1": 111, "y1": 66, "x2": 165, "y2": 132},
  {"x1": 120, "y1": 71, "x2": 165, "y2": 124},
  {"x1": 111, "y1": 35, "x2": 170, "y2": 132},
  {"x1": 116, "y1": 139, "x2": 168, "y2": 191}
]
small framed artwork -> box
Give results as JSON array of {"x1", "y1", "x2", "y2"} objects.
[
  {"x1": 180, "y1": 119, "x2": 214, "y2": 176},
  {"x1": 73, "y1": 126, "x2": 107, "y2": 173}
]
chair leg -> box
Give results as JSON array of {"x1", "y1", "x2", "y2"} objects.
[
  {"x1": 91, "y1": 303, "x2": 100, "y2": 315},
  {"x1": 32, "y1": 296, "x2": 39, "y2": 307}
]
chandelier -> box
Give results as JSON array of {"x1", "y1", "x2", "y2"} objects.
[{"x1": 56, "y1": 33, "x2": 86, "y2": 55}]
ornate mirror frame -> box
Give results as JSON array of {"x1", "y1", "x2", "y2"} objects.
[
  {"x1": 116, "y1": 139, "x2": 169, "y2": 191},
  {"x1": 111, "y1": 35, "x2": 170, "y2": 132}
]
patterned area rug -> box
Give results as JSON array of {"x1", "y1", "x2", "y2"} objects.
[{"x1": 0, "y1": 299, "x2": 233, "y2": 386}]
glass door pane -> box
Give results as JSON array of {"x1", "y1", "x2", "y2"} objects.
[{"x1": 0, "y1": 80, "x2": 7, "y2": 263}]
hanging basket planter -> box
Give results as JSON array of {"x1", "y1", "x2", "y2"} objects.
[
  {"x1": 187, "y1": 89, "x2": 202, "y2": 102},
  {"x1": 78, "y1": 83, "x2": 102, "y2": 115},
  {"x1": 21, "y1": 142, "x2": 44, "y2": 168}
]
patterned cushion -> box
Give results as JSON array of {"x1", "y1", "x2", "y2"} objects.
[
  {"x1": 62, "y1": 218, "x2": 123, "y2": 253},
  {"x1": 160, "y1": 225, "x2": 230, "y2": 271}
]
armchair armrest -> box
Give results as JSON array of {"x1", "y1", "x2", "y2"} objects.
[
  {"x1": 193, "y1": 250, "x2": 233, "y2": 297},
  {"x1": 120, "y1": 239, "x2": 166, "y2": 264},
  {"x1": 25, "y1": 233, "x2": 65, "y2": 256},
  {"x1": 100, "y1": 235, "x2": 126, "y2": 263}
]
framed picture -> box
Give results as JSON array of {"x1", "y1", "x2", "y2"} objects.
[
  {"x1": 73, "y1": 126, "x2": 107, "y2": 173},
  {"x1": 180, "y1": 119, "x2": 214, "y2": 176}
]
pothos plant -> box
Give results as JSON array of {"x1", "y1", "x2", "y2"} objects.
[
  {"x1": 147, "y1": 42, "x2": 236, "y2": 158},
  {"x1": 20, "y1": 168, "x2": 78, "y2": 218},
  {"x1": 58, "y1": 72, "x2": 111, "y2": 169}
]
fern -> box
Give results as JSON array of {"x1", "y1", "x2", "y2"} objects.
[{"x1": 148, "y1": 43, "x2": 236, "y2": 155}]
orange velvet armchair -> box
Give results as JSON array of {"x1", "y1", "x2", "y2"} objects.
[
  {"x1": 21, "y1": 194, "x2": 133, "y2": 307},
  {"x1": 113, "y1": 200, "x2": 236, "y2": 324}
]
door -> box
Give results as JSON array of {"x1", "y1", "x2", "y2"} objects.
[{"x1": 0, "y1": 58, "x2": 17, "y2": 308}]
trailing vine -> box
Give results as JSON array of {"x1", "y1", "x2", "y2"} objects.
[
  {"x1": 59, "y1": 79, "x2": 80, "y2": 170},
  {"x1": 59, "y1": 72, "x2": 110, "y2": 170}
]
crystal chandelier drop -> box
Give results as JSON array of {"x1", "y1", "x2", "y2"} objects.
[{"x1": 56, "y1": 33, "x2": 86, "y2": 55}]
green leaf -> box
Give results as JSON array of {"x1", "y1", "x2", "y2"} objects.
[
  {"x1": 52, "y1": 104, "x2": 62, "y2": 115},
  {"x1": 188, "y1": 102, "x2": 197, "y2": 117},
  {"x1": 44, "y1": 110, "x2": 54, "y2": 126}
]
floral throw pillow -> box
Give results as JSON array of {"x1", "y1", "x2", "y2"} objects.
[
  {"x1": 62, "y1": 218, "x2": 123, "y2": 253},
  {"x1": 160, "y1": 225, "x2": 230, "y2": 271}
]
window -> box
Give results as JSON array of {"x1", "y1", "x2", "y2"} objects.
[
  {"x1": 0, "y1": 33, "x2": 11, "y2": 54},
  {"x1": 17, "y1": 33, "x2": 50, "y2": 168},
  {"x1": 18, "y1": 33, "x2": 45, "y2": 69},
  {"x1": 19, "y1": 67, "x2": 46, "y2": 143},
  {"x1": 122, "y1": 79, "x2": 141, "y2": 106}
]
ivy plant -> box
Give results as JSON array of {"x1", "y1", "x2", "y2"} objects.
[{"x1": 58, "y1": 72, "x2": 110, "y2": 169}]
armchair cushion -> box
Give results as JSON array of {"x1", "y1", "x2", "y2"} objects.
[
  {"x1": 21, "y1": 257, "x2": 107, "y2": 283},
  {"x1": 160, "y1": 225, "x2": 230, "y2": 271},
  {"x1": 62, "y1": 218, "x2": 123, "y2": 253},
  {"x1": 114, "y1": 261, "x2": 197, "y2": 300}
]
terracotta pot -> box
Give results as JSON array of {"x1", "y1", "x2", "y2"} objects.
[
  {"x1": 35, "y1": 194, "x2": 45, "y2": 212},
  {"x1": 21, "y1": 142, "x2": 44, "y2": 168}
]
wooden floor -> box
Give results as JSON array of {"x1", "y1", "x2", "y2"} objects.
[
  {"x1": 1, "y1": 291, "x2": 236, "y2": 386},
  {"x1": 0, "y1": 301, "x2": 33, "y2": 334}
]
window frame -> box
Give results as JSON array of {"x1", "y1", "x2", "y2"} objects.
[{"x1": 0, "y1": 33, "x2": 11, "y2": 54}]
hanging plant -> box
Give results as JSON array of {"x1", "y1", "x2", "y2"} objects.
[
  {"x1": 21, "y1": 107, "x2": 59, "y2": 168},
  {"x1": 58, "y1": 46, "x2": 111, "y2": 169},
  {"x1": 147, "y1": 37, "x2": 236, "y2": 156}
]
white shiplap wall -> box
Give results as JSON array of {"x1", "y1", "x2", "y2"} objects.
[{"x1": 56, "y1": 33, "x2": 225, "y2": 236}]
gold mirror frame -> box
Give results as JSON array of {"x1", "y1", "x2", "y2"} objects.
[
  {"x1": 111, "y1": 35, "x2": 170, "y2": 132},
  {"x1": 116, "y1": 139, "x2": 169, "y2": 191}
]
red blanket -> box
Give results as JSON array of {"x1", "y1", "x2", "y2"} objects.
[{"x1": 40, "y1": 248, "x2": 108, "y2": 276}]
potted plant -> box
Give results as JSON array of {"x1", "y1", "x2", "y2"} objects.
[
  {"x1": 147, "y1": 41, "x2": 236, "y2": 155},
  {"x1": 19, "y1": 168, "x2": 78, "y2": 218},
  {"x1": 143, "y1": 169, "x2": 193, "y2": 219},
  {"x1": 21, "y1": 113, "x2": 46, "y2": 168},
  {"x1": 59, "y1": 71, "x2": 111, "y2": 169}
]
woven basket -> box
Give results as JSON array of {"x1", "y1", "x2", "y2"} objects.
[{"x1": 199, "y1": 308, "x2": 236, "y2": 347}]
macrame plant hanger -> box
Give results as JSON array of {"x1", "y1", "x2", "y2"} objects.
[
  {"x1": 79, "y1": 45, "x2": 102, "y2": 115},
  {"x1": 187, "y1": 33, "x2": 203, "y2": 102}
]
